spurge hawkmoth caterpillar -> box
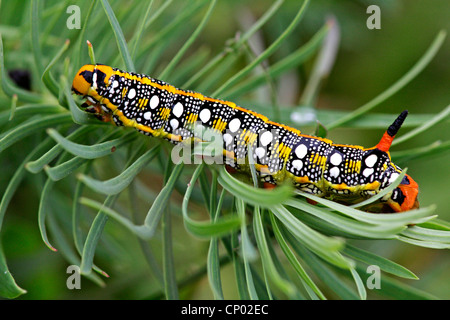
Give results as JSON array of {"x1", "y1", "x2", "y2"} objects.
[{"x1": 72, "y1": 64, "x2": 419, "y2": 213}]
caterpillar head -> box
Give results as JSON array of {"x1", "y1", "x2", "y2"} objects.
[
  {"x1": 376, "y1": 110, "x2": 419, "y2": 212},
  {"x1": 386, "y1": 173, "x2": 419, "y2": 212},
  {"x1": 72, "y1": 64, "x2": 114, "y2": 96},
  {"x1": 72, "y1": 64, "x2": 115, "y2": 122}
]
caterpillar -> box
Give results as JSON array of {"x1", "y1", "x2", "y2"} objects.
[{"x1": 71, "y1": 64, "x2": 419, "y2": 213}]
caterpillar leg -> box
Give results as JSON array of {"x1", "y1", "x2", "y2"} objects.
[{"x1": 306, "y1": 198, "x2": 318, "y2": 205}]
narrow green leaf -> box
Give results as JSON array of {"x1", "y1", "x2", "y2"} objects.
[
  {"x1": 73, "y1": 164, "x2": 92, "y2": 256},
  {"x1": 218, "y1": 165, "x2": 293, "y2": 207},
  {"x1": 87, "y1": 40, "x2": 96, "y2": 64},
  {"x1": 100, "y1": 0, "x2": 135, "y2": 71},
  {"x1": 213, "y1": 0, "x2": 310, "y2": 96},
  {"x1": 236, "y1": 199, "x2": 258, "y2": 300},
  {"x1": 418, "y1": 218, "x2": 450, "y2": 231},
  {"x1": 0, "y1": 105, "x2": 64, "y2": 126},
  {"x1": 236, "y1": 199, "x2": 258, "y2": 262},
  {"x1": 26, "y1": 125, "x2": 96, "y2": 173},
  {"x1": 350, "y1": 268, "x2": 367, "y2": 300},
  {"x1": 355, "y1": 264, "x2": 439, "y2": 300},
  {"x1": 159, "y1": 0, "x2": 216, "y2": 79},
  {"x1": 44, "y1": 155, "x2": 90, "y2": 181},
  {"x1": 327, "y1": 30, "x2": 447, "y2": 130},
  {"x1": 295, "y1": 189, "x2": 436, "y2": 227},
  {"x1": 0, "y1": 113, "x2": 72, "y2": 154},
  {"x1": 47, "y1": 128, "x2": 136, "y2": 159},
  {"x1": 343, "y1": 244, "x2": 419, "y2": 280},
  {"x1": 42, "y1": 39, "x2": 70, "y2": 97},
  {"x1": 79, "y1": 197, "x2": 152, "y2": 239},
  {"x1": 74, "y1": 0, "x2": 98, "y2": 69},
  {"x1": 270, "y1": 204, "x2": 352, "y2": 269},
  {"x1": 0, "y1": 137, "x2": 53, "y2": 231},
  {"x1": 198, "y1": 169, "x2": 211, "y2": 212},
  {"x1": 285, "y1": 199, "x2": 406, "y2": 239},
  {"x1": 143, "y1": 163, "x2": 184, "y2": 235},
  {"x1": 0, "y1": 138, "x2": 54, "y2": 299},
  {"x1": 207, "y1": 237, "x2": 224, "y2": 300},
  {"x1": 0, "y1": 35, "x2": 41, "y2": 102},
  {"x1": 38, "y1": 178, "x2": 58, "y2": 252},
  {"x1": 30, "y1": 0, "x2": 44, "y2": 79},
  {"x1": 400, "y1": 226, "x2": 450, "y2": 243},
  {"x1": 9, "y1": 94, "x2": 17, "y2": 121},
  {"x1": 45, "y1": 129, "x2": 125, "y2": 181},
  {"x1": 206, "y1": 191, "x2": 227, "y2": 300},
  {"x1": 396, "y1": 236, "x2": 450, "y2": 249},
  {"x1": 134, "y1": 1, "x2": 205, "y2": 67},
  {"x1": 231, "y1": 232, "x2": 250, "y2": 300},
  {"x1": 162, "y1": 208, "x2": 179, "y2": 300},
  {"x1": 0, "y1": 242, "x2": 27, "y2": 299},
  {"x1": 80, "y1": 196, "x2": 116, "y2": 275},
  {"x1": 77, "y1": 144, "x2": 160, "y2": 195},
  {"x1": 270, "y1": 213, "x2": 326, "y2": 299},
  {"x1": 392, "y1": 105, "x2": 450, "y2": 146},
  {"x1": 299, "y1": 17, "x2": 339, "y2": 107},
  {"x1": 392, "y1": 140, "x2": 450, "y2": 164},
  {"x1": 253, "y1": 207, "x2": 298, "y2": 298},
  {"x1": 285, "y1": 230, "x2": 359, "y2": 300},
  {"x1": 181, "y1": 164, "x2": 241, "y2": 238},
  {"x1": 46, "y1": 211, "x2": 107, "y2": 286},
  {"x1": 130, "y1": 0, "x2": 154, "y2": 60},
  {"x1": 183, "y1": 0, "x2": 284, "y2": 89}
]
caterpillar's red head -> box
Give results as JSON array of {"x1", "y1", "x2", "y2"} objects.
[
  {"x1": 387, "y1": 173, "x2": 419, "y2": 212},
  {"x1": 72, "y1": 64, "x2": 114, "y2": 96},
  {"x1": 376, "y1": 110, "x2": 419, "y2": 212}
]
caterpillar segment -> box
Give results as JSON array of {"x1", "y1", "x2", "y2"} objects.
[{"x1": 72, "y1": 64, "x2": 419, "y2": 212}]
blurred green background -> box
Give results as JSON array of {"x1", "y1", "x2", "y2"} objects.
[{"x1": 0, "y1": 0, "x2": 448, "y2": 299}]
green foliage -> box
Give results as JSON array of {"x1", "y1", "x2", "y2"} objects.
[{"x1": 0, "y1": 0, "x2": 449, "y2": 300}]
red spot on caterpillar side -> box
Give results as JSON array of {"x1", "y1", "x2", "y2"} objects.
[
  {"x1": 263, "y1": 182, "x2": 276, "y2": 189},
  {"x1": 225, "y1": 165, "x2": 237, "y2": 174}
]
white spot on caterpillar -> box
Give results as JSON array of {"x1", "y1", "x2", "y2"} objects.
[
  {"x1": 330, "y1": 153, "x2": 342, "y2": 166},
  {"x1": 363, "y1": 168, "x2": 374, "y2": 177},
  {"x1": 292, "y1": 159, "x2": 303, "y2": 171},
  {"x1": 223, "y1": 133, "x2": 233, "y2": 146},
  {"x1": 330, "y1": 167, "x2": 340, "y2": 178},
  {"x1": 260, "y1": 131, "x2": 273, "y2": 147},
  {"x1": 150, "y1": 95, "x2": 159, "y2": 109},
  {"x1": 229, "y1": 118, "x2": 241, "y2": 133},
  {"x1": 173, "y1": 102, "x2": 183, "y2": 118},
  {"x1": 112, "y1": 80, "x2": 119, "y2": 88},
  {"x1": 295, "y1": 144, "x2": 308, "y2": 159},
  {"x1": 143, "y1": 112, "x2": 151, "y2": 120},
  {"x1": 170, "y1": 118, "x2": 179, "y2": 130},
  {"x1": 389, "y1": 172, "x2": 400, "y2": 184},
  {"x1": 92, "y1": 72, "x2": 98, "y2": 89},
  {"x1": 255, "y1": 147, "x2": 265, "y2": 158},
  {"x1": 365, "y1": 154, "x2": 378, "y2": 167},
  {"x1": 87, "y1": 97, "x2": 97, "y2": 104},
  {"x1": 199, "y1": 108, "x2": 211, "y2": 123},
  {"x1": 128, "y1": 88, "x2": 136, "y2": 99}
]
